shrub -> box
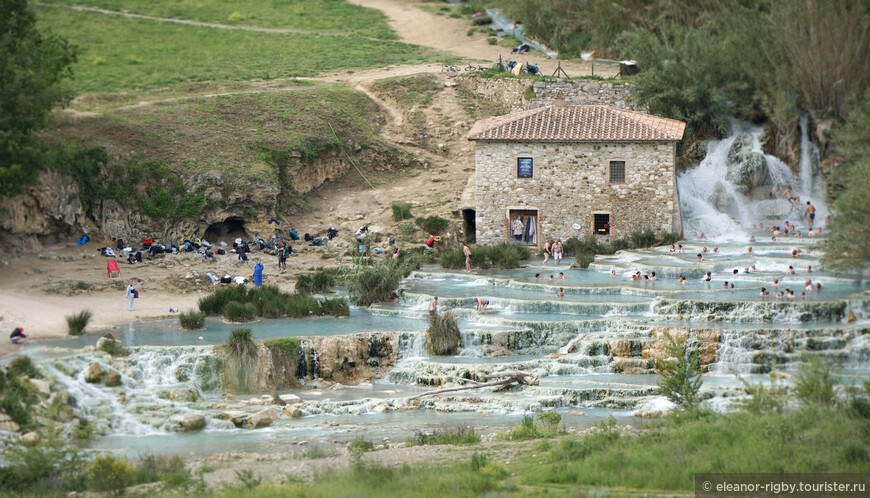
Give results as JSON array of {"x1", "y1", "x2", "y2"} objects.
[
  {"x1": 655, "y1": 332, "x2": 702, "y2": 410},
  {"x1": 440, "y1": 242, "x2": 531, "y2": 270},
  {"x1": 66, "y1": 310, "x2": 93, "y2": 336},
  {"x1": 391, "y1": 201, "x2": 414, "y2": 221},
  {"x1": 9, "y1": 356, "x2": 39, "y2": 378},
  {"x1": 223, "y1": 302, "x2": 256, "y2": 322},
  {"x1": 629, "y1": 229, "x2": 657, "y2": 248},
  {"x1": 472, "y1": 15, "x2": 493, "y2": 25},
  {"x1": 470, "y1": 452, "x2": 489, "y2": 471},
  {"x1": 487, "y1": 37, "x2": 498, "y2": 45},
  {"x1": 318, "y1": 297, "x2": 350, "y2": 316},
  {"x1": 439, "y1": 248, "x2": 466, "y2": 269},
  {"x1": 795, "y1": 355, "x2": 838, "y2": 405},
  {"x1": 198, "y1": 285, "x2": 247, "y2": 316},
  {"x1": 87, "y1": 454, "x2": 134, "y2": 494},
  {"x1": 178, "y1": 310, "x2": 205, "y2": 330},
  {"x1": 426, "y1": 311, "x2": 461, "y2": 356},
  {"x1": 409, "y1": 426, "x2": 480, "y2": 446},
  {"x1": 98, "y1": 337, "x2": 126, "y2": 357},
  {"x1": 296, "y1": 271, "x2": 335, "y2": 294},
  {"x1": 737, "y1": 372, "x2": 787, "y2": 414},
  {"x1": 344, "y1": 256, "x2": 420, "y2": 307},
  {"x1": 222, "y1": 328, "x2": 259, "y2": 393},
  {"x1": 134, "y1": 454, "x2": 191, "y2": 488},
  {"x1": 415, "y1": 215, "x2": 450, "y2": 235}
]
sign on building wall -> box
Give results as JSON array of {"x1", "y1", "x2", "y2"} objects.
[{"x1": 517, "y1": 157, "x2": 533, "y2": 178}]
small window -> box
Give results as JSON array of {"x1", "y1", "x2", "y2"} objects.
[
  {"x1": 609, "y1": 161, "x2": 625, "y2": 183},
  {"x1": 517, "y1": 158, "x2": 533, "y2": 178},
  {"x1": 594, "y1": 214, "x2": 610, "y2": 235}
]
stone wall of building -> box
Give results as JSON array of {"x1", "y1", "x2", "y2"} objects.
[{"x1": 474, "y1": 141, "x2": 680, "y2": 244}]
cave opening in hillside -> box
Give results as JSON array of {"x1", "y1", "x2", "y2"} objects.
[{"x1": 204, "y1": 217, "x2": 248, "y2": 242}]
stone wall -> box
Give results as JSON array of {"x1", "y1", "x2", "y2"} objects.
[
  {"x1": 530, "y1": 80, "x2": 637, "y2": 110},
  {"x1": 474, "y1": 140, "x2": 680, "y2": 244},
  {"x1": 456, "y1": 75, "x2": 637, "y2": 114}
]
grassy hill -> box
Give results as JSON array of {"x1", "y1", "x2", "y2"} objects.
[{"x1": 36, "y1": 1, "x2": 449, "y2": 94}]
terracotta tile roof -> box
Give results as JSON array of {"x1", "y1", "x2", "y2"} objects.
[{"x1": 467, "y1": 105, "x2": 686, "y2": 142}]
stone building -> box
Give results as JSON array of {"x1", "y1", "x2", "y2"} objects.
[{"x1": 466, "y1": 104, "x2": 685, "y2": 245}]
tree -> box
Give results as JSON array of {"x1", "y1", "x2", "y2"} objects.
[
  {"x1": 655, "y1": 331, "x2": 703, "y2": 410},
  {"x1": 0, "y1": 0, "x2": 76, "y2": 198},
  {"x1": 823, "y1": 90, "x2": 870, "y2": 269}
]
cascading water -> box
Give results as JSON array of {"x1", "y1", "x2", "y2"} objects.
[{"x1": 678, "y1": 120, "x2": 828, "y2": 240}]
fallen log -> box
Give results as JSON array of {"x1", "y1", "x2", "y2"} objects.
[{"x1": 408, "y1": 371, "x2": 538, "y2": 400}]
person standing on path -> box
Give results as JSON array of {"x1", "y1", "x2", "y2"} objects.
[
  {"x1": 804, "y1": 201, "x2": 816, "y2": 229},
  {"x1": 542, "y1": 240, "x2": 552, "y2": 264},
  {"x1": 552, "y1": 240, "x2": 564, "y2": 265},
  {"x1": 253, "y1": 260, "x2": 264, "y2": 287},
  {"x1": 277, "y1": 243, "x2": 288, "y2": 273},
  {"x1": 125, "y1": 281, "x2": 136, "y2": 311},
  {"x1": 462, "y1": 243, "x2": 472, "y2": 272},
  {"x1": 512, "y1": 216, "x2": 524, "y2": 242}
]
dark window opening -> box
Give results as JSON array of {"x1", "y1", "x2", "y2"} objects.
[
  {"x1": 204, "y1": 216, "x2": 248, "y2": 242},
  {"x1": 517, "y1": 157, "x2": 533, "y2": 178},
  {"x1": 610, "y1": 161, "x2": 625, "y2": 183},
  {"x1": 462, "y1": 209, "x2": 476, "y2": 244},
  {"x1": 594, "y1": 214, "x2": 611, "y2": 235}
]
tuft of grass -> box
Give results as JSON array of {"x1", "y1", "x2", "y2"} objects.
[
  {"x1": 343, "y1": 255, "x2": 421, "y2": 307},
  {"x1": 408, "y1": 426, "x2": 480, "y2": 446},
  {"x1": 223, "y1": 302, "x2": 257, "y2": 323},
  {"x1": 794, "y1": 354, "x2": 838, "y2": 405},
  {"x1": 391, "y1": 201, "x2": 414, "y2": 221},
  {"x1": 66, "y1": 310, "x2": 93, "y2": 336},
  {"x1": 8, "y1": 356, "x2": 39, "y2": 379},
  {"x1": 440, "y1": 242, "x2": 531, "y2": 270},
  {"x1": 178, "y1": 310, "x2": 206, "y2": 330},
  {"x1": 295, "y1": 271, "x2": 335, "y2": 294},
  {"x1": 415, "y1": 215, "x2": 450, "y2": 235},
  {"x1": 498, "y1": 412, "x2": 565, "y2": 441},
  {"x1": 222, "y1": 328, "x2": 259, "y2": 393},
  {"x1": 426, "y1": 311, "x2": 461, "y2": 356}
]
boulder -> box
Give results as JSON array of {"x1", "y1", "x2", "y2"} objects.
[
  {"x1": 105, "y1": 369, "x2": 122, "y2": 388},
  {"x1": 727, "y1": 133, "x2": 752, "y2": 165},
  {"x1": 220, "y1": 410, "x2": 249, "y2": 427},
  {"x1": 20, "y1": 432, "x2": 40, "y2": 444},
  {"x1": 83, "y1": 363, "x2": 104, "y2": 384},
  {"x1": 169, "y1": 413, "x2": 206, "y2": 432},
  {"x1": 169, "y1": 387, "x2": 199, "y2": 403},
  {"x1": 712, "y1": 182, "x2": 741, "y2": 220},
  {"x1": 0, "y1": 412, "x2": 21, "y2": 432},
  {"x1": 29, "y1": 378, "x2": 51, "y2": 396},
  {"x1": 282, "y1": 405, "x2": 303, "y2": 418},
  {"x1": 249, "y1": 408, "x2": 279, "y2": 428},
  {"x1": 278, "y1": 394, "x2": 302, "y2": 404}
]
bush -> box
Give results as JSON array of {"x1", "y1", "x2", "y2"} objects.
[
  {"x1": 198, "y1": 285, "x2": 247, "y2": 316},
  {"x1": 0, "y1": 443, "x2": 87, "y2": 495},
  {"x1": 409, "y1": 426, "x2": 480, "y2": 446},
  {"x1": 391, "y1": 201, "x2": 414, "y2": 221},
  {"x1": 472, "y1": 15, "x2": 492, "y2": 25},
  {"x1": 415, "y1": 215, "x2": 450, "y2": 235},
  {"x1": 440, "y1": 242, "x2": 531, "y2": 270},
  {"x1": 296, "y1": 271, "x2": 335, "y2": 294},
  {"x1": 133, "y1": 454, "x2": 191, "y2": 488},
  {"x1": 318, "y1": 297, "x2": 350, "y2": 316},
  {"x1": 563, "y1": 231, "x2": 683, "y2": 268},
  {"x1": 222, "y1": 328, "x2": 259, "y2": 393},
  {"x1": 426, "y1": 311, "x2": 461, "y2": 356},
  {"x1": 97, "y1": 336, "x2": 126, "y2": 357},
  {"x1": 737, "y1": 372, "x2": 787, "y2": 414},
  {"x1": 87, "y1": 454, "x2": 134, "y2": 494},
  {"x1": 223, "y1": 302, "x2": 257, "y2": 322},
  {"x1": 655, "y1": 332, "x2": 702, "y2": 410},
  {"x1": 178, "y1": 310, "x2": 205, "y2": 330},
  {"x1": 66, "y1": 310, "x2": 93, "y2": 336},
  {"x1": 9, "y1": 356, "x2": 39, "y2": 378},
  {"x1": 795, "y1": 355, "x2": 838, "y2": 405},
  {"x1": 344, "y1": 256, "x2": 420, "y2": 307}
]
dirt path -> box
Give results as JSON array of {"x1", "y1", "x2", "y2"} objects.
[{"x1": 346, "y1": 0, "x2": 618, "y2": 78}]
